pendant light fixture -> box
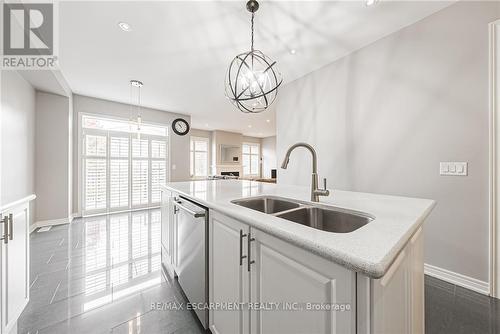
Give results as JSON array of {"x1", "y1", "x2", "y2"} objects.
[
  {"x1": 225, "y1": 0, "x2": 283, "y2": 113},
  {"x1": 129, "y1": 79, "x2": 143, "y2": 139}
]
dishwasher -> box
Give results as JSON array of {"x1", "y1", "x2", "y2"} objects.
[{"x1": 173, "y1": 196, "x2": 209, "y2": 329}]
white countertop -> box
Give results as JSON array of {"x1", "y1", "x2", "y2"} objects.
[{"x1": 162, "y1": 180, "x2": 435, "y2": 279}]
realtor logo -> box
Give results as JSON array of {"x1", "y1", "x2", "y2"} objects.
[{"x1": 2, "y1": 3, "x2": 57, "y2": 69}]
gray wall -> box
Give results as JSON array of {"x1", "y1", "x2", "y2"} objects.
[
  {"x1": 276, "y1": 1, "x2": 499, "y2": 283},
  {"x1": 1, "y1": 71, "x2": 35, "y2": 207},
  {"x1": 35, "y1": 91, "x2": 70, "y2": 222},
  {"x1": 262, "y1": 136, "x2": 277, "y2": 179},
  {"x1": 72, "y1": 94, "x2": 191, "y2": 214}
]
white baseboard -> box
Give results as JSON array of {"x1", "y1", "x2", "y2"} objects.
[
  {"x1": 424, "y1": 263, "x2": 490, "y2": 295},
  {"x1": 69, "y1": 212, "x2": 81, "y2": 223},
  {"x1": 30, "y1": 217, "x2": 70, "y2": 233}
]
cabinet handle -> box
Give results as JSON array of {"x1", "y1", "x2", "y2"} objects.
[
  {"x1": 8, "y1": 214, "x2": 13, "y2": 240},
  {"x1": 1, "y1": 216, "x2": 8, "y2": 244},
  {"x1": 174, "y1": 200, "x2": 205, "y2": 218},
  {"x1": 247, "y1": 232, "x2": 255, "y2": 272},
  {"x1": 239, "y1": 230, "x2": 247, "y2": 266}
]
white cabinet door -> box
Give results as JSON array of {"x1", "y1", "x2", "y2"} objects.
[
  {"x1": 357, "y1": 227, "x2": 424, "y2": 334},
  {"x1": 209, "y1": 211, "x2": 250, "y2": 334},
  {"x1": 250, "y1": 229, "x2": 356, "y2": 334},
  {"x1": 370, "y1": 246, "x2": 411, "y2": 334},
  {"x1": 160, "y1": 190, "x2": 173, "y2": 267},
  {"x1": 409, "y1": 227, "x2": 424, "y2": 334},
  {"x1": 1, "y1": 202, "x2": 30, "y2": 334}
]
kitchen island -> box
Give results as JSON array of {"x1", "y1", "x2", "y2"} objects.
[{"x1": 160, "y1": 180, "x2": 435, "y2": 334}]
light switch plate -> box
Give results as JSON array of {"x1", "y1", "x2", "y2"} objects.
[{"x1": 440, "y1": 162, "x2": 467, "y2": 176}]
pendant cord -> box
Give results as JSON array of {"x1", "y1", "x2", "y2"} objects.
[
  {"x1": 251, "y1": 12, "x2": 255, "y2": 68},
  {"x1": 251, "y1": 12, "x2": 254, "y2": 52},
  {"x1": 137, "y1": 85, "x2": 141, "y2": 117},
  {"x1": 129, "y1": 83, "x2": 132, "y2": 121}
]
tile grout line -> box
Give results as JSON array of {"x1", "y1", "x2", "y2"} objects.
[
  {"x1": 29, "y1": 275, "x2": 39, "y2": 289},
  {"x1": 49, "y1": 281, "x2": 61, "y2": 305}
]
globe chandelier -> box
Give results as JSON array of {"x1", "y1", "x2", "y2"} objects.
[{"x1": 225, "y1": 0, "x2": 283, "y2": 113}]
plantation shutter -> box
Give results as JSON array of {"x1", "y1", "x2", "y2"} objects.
[
  {"x1": 109, "y1": 135, "x2": 129, "y2": 209},
  {"x1": 81, "y1": 116, "x2": 169, "y2": 216},
  {"x1": 151, "y1": 140, "x2": 167, "y2": 203},
  {"x1": 84, "y1": 134, "x2": 107, "y2": 211}
]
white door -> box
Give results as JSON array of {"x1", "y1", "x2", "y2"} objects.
[
  {"x1": 209, "y1": 211, "x2": 250, "y2": 334},
  {"x1": 250, "y1": 229, "x2": 356, "y2": 334},
  {"x1": 1, "y1": 202, "x2": 30, "y2": 334}
]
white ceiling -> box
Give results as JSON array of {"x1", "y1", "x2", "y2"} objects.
[{"x1": 56, "y1": 0, "x2": 454, "y2": 137}]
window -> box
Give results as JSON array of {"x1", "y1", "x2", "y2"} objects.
[
  {"x1": 81, "y1": 115, "x2": 168, "y2": 215},
  {"x1": 242, "y1": 143, "x2": 260, "y2": 177},
  {"x1": 190, "y1": 137, "x2": 209, "y2": 178}
]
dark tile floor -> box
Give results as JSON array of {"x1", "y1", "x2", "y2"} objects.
[
  {"x1": 19, "y1": 209, "x2": 500, "y2": 334},
  {"x1": 19, "y1": 209, "x2": 204, "y2": 334},
  {"x1": 425, "y1": 275, "x2": 500, "y2": 334}
]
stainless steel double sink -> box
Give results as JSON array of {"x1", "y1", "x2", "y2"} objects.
[{"x1": 231, "y1": 196, "x2": 373, "y2": 233}]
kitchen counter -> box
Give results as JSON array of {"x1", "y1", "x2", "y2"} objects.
[{"x1": 161, "y1": 180, "x2": 435, "y2": 278}]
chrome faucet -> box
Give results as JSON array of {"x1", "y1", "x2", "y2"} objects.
[{"x1": 281, "y1": 142, "x2": 330, "y2": 202}]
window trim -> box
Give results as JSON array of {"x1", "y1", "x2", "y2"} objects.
[
  {"x1": 190, "y1": 136, "x2": 210, "y2": 179},
  {"x1": 242, "y1": 142, "x2": 261, "y2": 177}
]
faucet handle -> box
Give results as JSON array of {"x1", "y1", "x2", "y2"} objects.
[{"x1": 319, "y1": 178, "x2": 330, "y2": 197}]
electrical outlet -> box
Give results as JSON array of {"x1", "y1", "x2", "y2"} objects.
[{"x1": 440, "y1": 162, "x2": 467, "y2": 176}]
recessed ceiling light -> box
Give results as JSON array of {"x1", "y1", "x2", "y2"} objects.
[
  {"x1": 365, "y1": 0, "x2": 379, "y2": 6},
  {"x1": 248, "y1": 125, "x2": 252, "y2": 128},
  {"x1": 266, "y1": 119, "x2": 271, "y2": 123},
  {"x1": 118, "y1": 22, "x2": 132, "y2": 32},
  {"x1": 289, "y1": 49, "x2": 297, "y2": 55}
]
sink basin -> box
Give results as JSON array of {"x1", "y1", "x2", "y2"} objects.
[
  {"x1": 276, "y1": 207, "x2": 372, "y2": 233},
  {"x1": 231, "y1": 197, "x2": 300, "y2": 214}
]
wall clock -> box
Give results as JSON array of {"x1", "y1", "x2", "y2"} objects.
[{"x1": 172, "y1": 118, "x2": 190, "y2": 136}]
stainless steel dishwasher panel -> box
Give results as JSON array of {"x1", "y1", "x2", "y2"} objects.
[{"x1": 174, "y1": 197, "x2": 208, "y2": 329}]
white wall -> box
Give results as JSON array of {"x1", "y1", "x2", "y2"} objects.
[
  {"x1": 35, "y1": 91, "x2": 70, "y2": 223},
  {"x1": 0, "y1": 71, "x2": 35, "y2": 208},
  {"x1": 262, "y1": 136, "x2": 277, "y2": 178},
  {"x1": 276, "y1": 1, "x2": 499, "y2": 283},
  {"x1": 72, "y1": 94, "x2": 191, "y2": 214}
]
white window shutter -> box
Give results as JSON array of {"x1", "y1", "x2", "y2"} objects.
[
  {"x1": 85, "y1": 158, "x2": 107, "y2": 210},
  {"x1": 151, "y1": 161, "x2": 166, "y2": 203},
  {"x1": 132, "y1": 160, "x2": 149, "y2": 206},
  {"x1": 110, "y1": 160, "x2": 129, "y2": 208},
  {"x1": 82, "y1": 119, "x2": 168, "y2": 215}
]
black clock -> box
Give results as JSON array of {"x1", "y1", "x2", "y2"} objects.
[{"x1": 172, "y1": 118, "x2": 190, "y2": 136}]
